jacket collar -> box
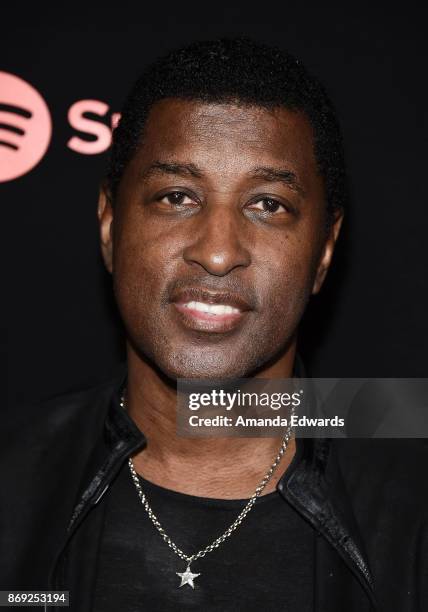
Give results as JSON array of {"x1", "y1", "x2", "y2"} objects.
[{"x1": 65, "y1": 370, "x2": 145, "y2": 533}]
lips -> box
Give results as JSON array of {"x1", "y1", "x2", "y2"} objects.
[{"x1": 169, "y1": 287, "x2": 252, "y2": 333}]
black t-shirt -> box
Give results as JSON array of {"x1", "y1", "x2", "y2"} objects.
[{"x1": 92, "y1": 460, "x2": 315, "y2": 612}]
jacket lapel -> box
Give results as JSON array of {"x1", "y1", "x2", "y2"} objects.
[
  {"x1": 277, "y1": 436, "x2": 377, "y2": 610},
  {"x1": 48, "y1": 376, "x2": 146, "y2": 611}
]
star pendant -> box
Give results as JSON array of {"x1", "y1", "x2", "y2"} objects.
[{"x1": 176, "y1": 565, "x2": 201, "y2": 589}]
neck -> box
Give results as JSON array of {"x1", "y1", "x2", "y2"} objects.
[{"x1": 126, "y1": 343, "x2": 297, "y2": 499}]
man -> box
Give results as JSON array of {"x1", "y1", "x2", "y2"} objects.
[{"x1": 2, "y1": 38, "x2": 426, "y2": 611}]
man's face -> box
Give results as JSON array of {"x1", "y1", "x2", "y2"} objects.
[{"x1": 99, "y1": 99, "x2": 342, "y2": 379}]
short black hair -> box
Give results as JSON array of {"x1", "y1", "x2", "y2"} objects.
[{"x1": 107, "y1": 37, "x2": 347, "y2": 224}]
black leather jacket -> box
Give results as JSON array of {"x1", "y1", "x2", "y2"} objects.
[{"x1": 1, "y1": 367, "x2": 427, "y2": 611}]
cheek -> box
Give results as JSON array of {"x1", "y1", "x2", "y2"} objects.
[
  {"x1": 112, "y1": 217, "x2": 175, "y2": 323},
  {"x1": 258, "y1": 235, "x2": 320, "y2": 326}
]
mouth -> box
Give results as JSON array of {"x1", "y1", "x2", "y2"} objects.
[{"x1": 170, "y1": 288, "x2": 252, "y2": 334}]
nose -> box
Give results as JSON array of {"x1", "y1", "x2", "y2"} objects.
[{"x1": 183, "y1": 203, "x2": 251, "y2": 276}]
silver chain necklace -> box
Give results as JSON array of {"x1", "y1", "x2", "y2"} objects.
[{"x1": 122, "y1": 393, "x2": 294, "y2": 589}]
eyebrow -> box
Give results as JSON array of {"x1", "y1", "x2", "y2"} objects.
[
  {"x1": 140, "y1": 161, "x2": 203, "y2": 181},
  {"x1": 140, "y1": 161, "x2": 304, "y2": 195},
  {"x1": 249, "y1": 166, "x2": 304, "y2": 195}
]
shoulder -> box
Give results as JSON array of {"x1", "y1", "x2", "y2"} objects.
[
  {"x1": 1, "y1": 368, "x2": 125, "y2": 469},
  {"x1": 332, "y1": 437, "x2": 428, "y2": 478},
  {"x1": 331, "y1": 438, "x2": 428, "y2": 516},
  {"x1": 0, "y1": 370, "x2": 125, "y2": 586}
]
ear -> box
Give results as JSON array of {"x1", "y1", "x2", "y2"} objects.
[
  {"x1": 311, "y1": 209, "x2": 344, "y2": 295},
  {"x1": 97, "y1": 182, "x2": 114, "y2": 274}
]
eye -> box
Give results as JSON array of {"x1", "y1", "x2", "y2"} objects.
[
  {"x1": 158, "y1": 191, "x2": 197, "y2": 208},
  {"x1": 247, "y1": 197, "x2": 288, "y2": 215}
]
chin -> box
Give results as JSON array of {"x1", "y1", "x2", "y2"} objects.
[
  {"x1": 161, "y1": 360, "x2": 242, "y2": 381},
  {"x1": 156, "y1": 347, "x2": 265, "y2": 381}
]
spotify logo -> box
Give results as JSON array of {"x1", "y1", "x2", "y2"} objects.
[
  {"x1": 0, "y1": 71, "x2": 52, "y2": 182},
  {"x1": 1, "y1": 71, "x2": 120, "y2": 183}
]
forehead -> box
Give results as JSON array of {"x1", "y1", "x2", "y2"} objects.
[{"x1": 133, "y1": 98, "x2": 319, "y2": 181}]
